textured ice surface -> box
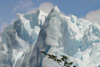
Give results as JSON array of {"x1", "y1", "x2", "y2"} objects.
[{"x1": 0, "y1": 6, "x2": 100, "y2": 67}]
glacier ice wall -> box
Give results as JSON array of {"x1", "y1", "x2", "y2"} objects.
[{"x1": 0, "y1": 6, "x2": 100, "y2": 67}]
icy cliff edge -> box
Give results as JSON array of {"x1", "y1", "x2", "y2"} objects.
[{"x1": 0, "y1": 6, "x2": 100, "y2": 67}]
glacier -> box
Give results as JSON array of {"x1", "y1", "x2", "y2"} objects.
[{"x1": 0, "y1": 6, "x2": 100, "y2": 67}]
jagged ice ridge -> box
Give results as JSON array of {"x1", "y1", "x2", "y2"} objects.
[{"x1": 0, "y1": 6, "x2": 100, "y2": 67}]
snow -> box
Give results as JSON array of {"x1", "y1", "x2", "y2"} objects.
[
  {"x1": 70, "y1": 15, "x2": 78, "y2": 23},
  {"x1": 0, "y1": 6, "x2": 100, "y2": 67},
  {"x1": 53, "y1": 6, "x2": 61, "y2": 12}
]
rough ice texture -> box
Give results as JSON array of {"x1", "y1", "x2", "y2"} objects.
[{"x1": 0, "y1": 6, "x2": 100, "y2": 67}]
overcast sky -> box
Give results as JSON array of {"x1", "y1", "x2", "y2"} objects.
[{"x1": 0, "y1": 0, "x2": 100, "y2": 32}]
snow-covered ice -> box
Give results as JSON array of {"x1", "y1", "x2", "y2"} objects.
[{"x1": 0, "y1": 6, "x2": 100, "y2": 67}]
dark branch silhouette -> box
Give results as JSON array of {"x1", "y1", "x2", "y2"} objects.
[{"x1": 41, "y1": 51, "x2": 76, "y2": 67}]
